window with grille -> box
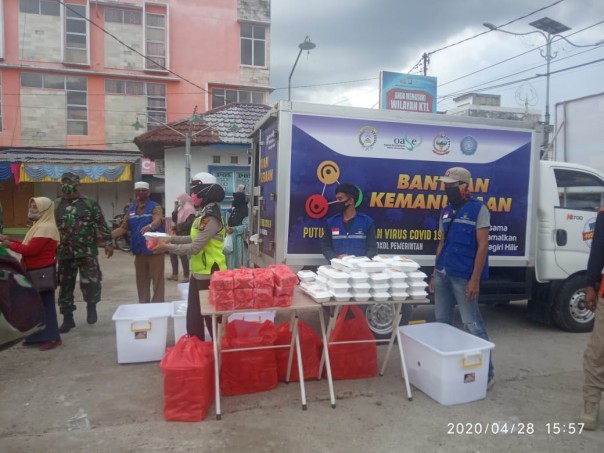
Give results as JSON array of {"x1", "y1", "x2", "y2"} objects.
[
  {"x1": 146, "y1": 83, "x2": 166, "y2": 129},
  {"x1": 145, "y1": 13, "x2": 166, "y2": 70},
  {"x1": 209, "y1": 166, "x2": 251, "y2": 198},
  {"x1": 211, "y1": 88, "x2": 264, "y2": 109},
  {"x1": 105, "y1": 7, "x2": 142, "y2": 25},
  {"x1": 240, "y1": 24, "x2": 266, "y2": 67},
  {"x1": 19, "y1": 0, "x2": 60, "y2": 16},
  {"x1": 20, "y1": 72, "x2": 88, "y2": 135},
  {"x1": 64, "y1": 3, "x2": 87, "y2": 64}
]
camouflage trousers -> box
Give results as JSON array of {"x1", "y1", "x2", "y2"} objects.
[{"x1": 58, "y1": 256, "x2": 103, "y2": 315}]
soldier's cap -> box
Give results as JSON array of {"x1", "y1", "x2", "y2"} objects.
[
  {"x1": 60, "y1": 172, "x2": 80, "y2": 183},
  {"x1": 440, "y1": 167, "x2": 471, "y2": 185}
]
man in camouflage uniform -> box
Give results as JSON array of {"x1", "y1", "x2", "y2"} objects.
[{"x1": 55, "y1": 172, "x2": 113, "y2": 332}]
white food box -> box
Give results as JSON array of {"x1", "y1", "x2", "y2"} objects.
[
  {"x1": 350, "y1": 281, "x2": 371, "y2": 292},
  {"x1": 315, "y1": 275, "x2": 328, "y2": 288},
  {"x1": 352, "y1": 293, "x2": 371, "y2": 302},
  {"x1": 390, "y1": 291, "x2": 409, "y2": 301},
  {"x1": 300, "y1": 285, "x2": 332, "y2": 303},
  {"x1": 371, "y1": 291, "x2": 390, "y2": 302},
  {"x1": 392, "y1": 260, "x2": 420, "y2": 272},
  {"x1": 330, "y1": 291, "x2": 352, "y2": 302},
  {"x1": 370, "y1": 272, "x2": 390, "y2": 283},
  {"x1": 384, "y1": 269, "x2": 408, "y2": 283},
  {"x1": 408, "y1": 280, "x2": 429, "y2": 288},
  {"x1": 171, "y1": 301, "x2": 211, "y2": 343},
  {"x1": 345, "y1": 257, "x2": 372, "y2": 268},
  {"x1": 330, "y1": 258, "x2": 355, "y2": 273},
  {"x1": 328, "y1": 281, "x2": 352, "y2": 294},
  {"x1": 399, "y1": 323, "x2": 494, "y2": 405},
  {"x1": 356, "y1": 261, "x2": 387, "y2": 273},
  {"x1": 372, "y1": 254, "x2": 395, "y2": 264},
  {"x1": 349, "y1": 270, "x2": 370, "y2": 283},
  {"x1": 407, "y1": 271, "x2": 428, "y2": 280},
  {"x1": 370, "y1": 283, "x2": 390, "y2": 291},
  {"x1": 408, "y1": 290, "x2": 429, "y2": 300},
  {"x1": 390, "y1": 281, "x2": 410, "y2": 291},
  {"x1": 297, "y1": 270, "x2": 317, "y2": 282},
  {"x1": 300, "y1": 281, "x2": 324, "y2": 292},
  {"x1": 318, "y1": 266, "x2": 350, "y2": 282},
  {"x1": 112, "y1": 303, "x2": 171, "y2": 364}
]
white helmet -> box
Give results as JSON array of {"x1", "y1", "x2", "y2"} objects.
[{"x1": 191, "y1": 172, "x2": 217, "y2": 186}]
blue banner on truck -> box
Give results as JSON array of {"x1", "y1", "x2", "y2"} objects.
[
  {"x1": 287, "y1": 114, "x2": 533, "y2": 258},
  {"x1": 259, "y1": 122, "x2": 278, "y2": 258}
]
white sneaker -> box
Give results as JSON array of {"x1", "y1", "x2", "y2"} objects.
[{"x1": 579, "y1": 401, "x2": 600, "y2": 431}]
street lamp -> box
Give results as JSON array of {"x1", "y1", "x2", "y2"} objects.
[
  {"x1": 288, "y1": 36, "x2": 316, "y2": 101},
  {"x1": 133, "y1": 110, "x2": 238, "y2": 192},
  {"x1": 484, "y1": 17, "x2": 604, "y2": 158}
]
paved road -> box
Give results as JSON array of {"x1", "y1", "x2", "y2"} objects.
[{"x1": 0, "y1": 251, "x2": 601, "y2": 452}]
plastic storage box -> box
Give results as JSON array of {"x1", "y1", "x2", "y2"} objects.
[
  {"x1": 399, "y1": 323, "x2": 494, "y2": 405},
  {"x1": 171, "y1": 300, "x2": 212, "y2": 343},
  {"x1": 112, "y1": 303, "x2": 171, "y2": 364}
]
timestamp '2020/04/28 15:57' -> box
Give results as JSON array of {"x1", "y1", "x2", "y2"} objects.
[{"x1": 446, "y1": 422, "x2": 585, "y2": 435}]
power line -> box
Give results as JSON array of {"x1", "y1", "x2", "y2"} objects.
[
  {"x1": 407, "y1": 0, "x2": 567, "y2": 72},
  {"x1": 53, "y1": 0, "x2": 209, "y2": 95}
]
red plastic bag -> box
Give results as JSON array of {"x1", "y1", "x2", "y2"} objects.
[
  {"x1": 327, "y1": 305, "x2": 377, "y2": 380},
  {"x1": 213, "y1": 290, "x2": 234, "y2": 311},
  {"x1": 220, "y1": 320, "x2": 278, "y2": 395},
  {"x1": 233, "y1": 268, "x2": 254, "y2": 289},
  {"x1": 234, "y1": 288, "x2": 254, "y2": 309},
  {"x1": 275, "y1": 321, "x2": 322, "y2": 382},
  {"x1": 210, "y1": 270, "x2": 234, "y2": 290},
  {"x1": 160, "y1": 335, "x2": 215, "y2": 422},
  {"x1": 254, "y1": 287, "x2": 274, "y2": 308},
  {"x1": 253, "y1": 268, "x2": 274, "y2": 288},
  {"x1": 269, "y1": 264, "x2": 299, "y2": 287},
  {"x1": 274, "y1": 295, "x2": 292, "y2": 307}
]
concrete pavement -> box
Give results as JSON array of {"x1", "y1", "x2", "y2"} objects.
[{"x1": 0, "y1": 251, "x2": 602, "y2": 452}]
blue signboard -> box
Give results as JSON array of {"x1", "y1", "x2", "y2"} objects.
[{"x1": 380, "y1": 71, "x2": 437, "y2": 113}]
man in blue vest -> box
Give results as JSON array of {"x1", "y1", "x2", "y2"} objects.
[
  {"x1": 321, "y1": 183, "x2": 377, "y2": 260},
  {"x1": 112, "y1": 181, "x2": 165, "y2": 303},
  {"x1": 429, "y1": 167, "x2": 494, "y2": 389}
]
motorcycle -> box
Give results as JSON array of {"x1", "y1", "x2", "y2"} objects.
[{"x1": 111, "y1": 214, "x2": 131, "y2": 252}]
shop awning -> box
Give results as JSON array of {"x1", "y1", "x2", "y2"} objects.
[{"x1": 0, "y1": 148, "x2": 141, "y2": 183}]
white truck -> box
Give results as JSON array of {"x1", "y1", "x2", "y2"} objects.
[{"x1": 248, "y1": 101, "x2": 604, "y2": 335}]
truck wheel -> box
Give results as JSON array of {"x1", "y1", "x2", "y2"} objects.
[
  {"x1": 552, "y1": 275, "x2": 595, "y2": 332},
  {"x1": 364, "y1": 303, "x2": 412, "y2": 340}
]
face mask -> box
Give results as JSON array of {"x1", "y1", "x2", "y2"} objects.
[
  {"x1": 191, "y1": 184, "x2": 215, "y2": 207},
  {"x1": 445, "y1": 186, "x2": 464, "y2": 208},
  {"x1": 135, "y1": 191, "x2": 149, "y2": 202},
  {"x1": 61, "y1": 183, "x2": 77, "y2": 195},
  {"x1": 28, "y1": 211, "x2": 42, "y2": 221},
  {"x1": 332, "y1": 200, "x2": 349, "y2": 213}
]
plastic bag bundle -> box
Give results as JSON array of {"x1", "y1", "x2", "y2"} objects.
[
  {"x1": 234, "y1": 288, "x2": 254, "y2": 309},
  {"x1": 254, "y1": 287, "x2": 274, "y2": 308},
  {"x1": 269, "y1": 264, "x2": 299, "y2": 287},
  {"x1": 210, "y1": 270, "x2": 234, "y2": 290},
  {"x1": 233, "y1": 268, "x2": 254, "y2": 289},
  {"x1": 275, "y1": 321, "x2": 322, "y2": 382},
  {"x1": 252, "y1": 268, "x2": 274, "y2": 288},
  {"x1": 327, "y1": 305, "x2": 377, "y2": 380},
  {"x1": 160, "y1": 335, "x2": 215, "y2": 422},
  {"x1": 220, "y1": 320, "x2": 278, "y2": 395}
]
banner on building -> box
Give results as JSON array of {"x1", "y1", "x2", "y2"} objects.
[{"x1": 379, "y1": 71, "x2": 437, "y2": 113}]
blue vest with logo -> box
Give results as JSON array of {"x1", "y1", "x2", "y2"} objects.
[
  {"x1": 128, "y1": 200, "x2": 164, "y2": 255},
  {"x1": 326, "y1": 212, "x2": 374, "y2": 257},
  {"x1": 436, "y1": 198, "x2": 489, "y2": 280}
]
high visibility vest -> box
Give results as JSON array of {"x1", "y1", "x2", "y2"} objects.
[{"x1": 190, "y1": 204, "x2": 226, "y2": 275}]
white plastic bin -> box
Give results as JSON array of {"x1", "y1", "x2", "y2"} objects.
[
  {"x1": 399, "y1": 322, "x2": 494, "y2": 405},
  {"x1": 176, "y1": 282, "x2": 189, "y2": 299},
  {"x1": 171, "y1": 300, "x2": 210, "y2": 343},
  {"x1": 227, "y1": 310, "x2": 276, "y2": 324},
  {"x1": 112, "y1": 303, "x2": 171, "y2": 364}
]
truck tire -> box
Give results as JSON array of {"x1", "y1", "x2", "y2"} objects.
[
  {"x1": 552, "y1": 275, "x2": 595, "y2": 333},
  {"x1": 364, "y1": 303, "x2": 413, "y2": 340}
]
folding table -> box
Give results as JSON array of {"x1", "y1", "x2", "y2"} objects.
[
  {"x1": 318, "y1": 298, "x2": 430, "y2": 404},
  {"x1": 199, "y1": 288, "x2": 333, "y2": 420}
]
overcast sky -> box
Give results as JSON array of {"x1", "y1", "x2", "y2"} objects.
[{"x1": 268, "y1": 0, "x2": 604, "y2": 116}]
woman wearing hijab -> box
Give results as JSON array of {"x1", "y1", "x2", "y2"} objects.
[
  {"x1": 153, "y1": 181, "x2": 226, "y2": 341},
  {"x1": 225, "y1": 191, "x2": 249, "y2": 269},
  {"x1": 167, "y1": 193, "x2": 196, "y2": 282},
  {"x1": 0, "y1": 197, "x2": 61, "y2": 350}
]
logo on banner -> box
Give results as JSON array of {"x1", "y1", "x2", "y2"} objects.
[
  {"x1": 359, "y1": 126, "x2": 378, "y2": 151},
  {"x1": 567, "y1": 213, "x2": 584, "y2": 221},
  {"x1": 432, "y1": 131, "x2": 451, "y2": 155},
  {"x1": 583, "y1": 217, "x2": 597, "y2": 248},
  {"x1": 460, "y1": 135, "x2": 478, "y2": 155},
  {"x1": 387, "y1": 134, "x2": 423, "y2": 152}
]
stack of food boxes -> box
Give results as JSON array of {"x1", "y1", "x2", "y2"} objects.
[
  {"x1": 209, "y1": 266, "x2": 299, "y2": 310},
  {"x1": 298, "y1": 255, "x2": 428, "y2": 303}
]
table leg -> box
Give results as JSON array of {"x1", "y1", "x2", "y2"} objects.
[
  {"x1": 318, "y1": 306, "x2": 339, "y2": 378},
  {"x1": 212, "y1": 314, "x2": 222, "y2": 420},
  {"x1": 285, "y1": 312, "x2": 296, "y2": 383},
  {"x1": 318, "y1": 307, "x2": 336, "y2": 408},
  {"x1": 292, "y1": 314, "x2": 308, "y2": 410},
  {"x1": 396, "y1": 324, "x2": 413, "y2": 401},
  {"x1": 380, "y1": 302, "x2": 403, "y2": 376}
]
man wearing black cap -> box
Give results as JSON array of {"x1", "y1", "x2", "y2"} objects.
[
  {"x1": 321, "y1": 183, "x2": 377, "y2": 260},
  {"x1": 54, "y1": 172, "x2": 114, "y2": 332}
]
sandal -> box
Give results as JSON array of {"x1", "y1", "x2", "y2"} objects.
[
  {"x1": 179, "y1": 277, "x2": 190, "y2": 283},
  {"x1": 39, "y1": 340, "x2": 62, "y2": 351},
  {"x1": 166, "y1": 275, "x2": 178, "y2": 281}
]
